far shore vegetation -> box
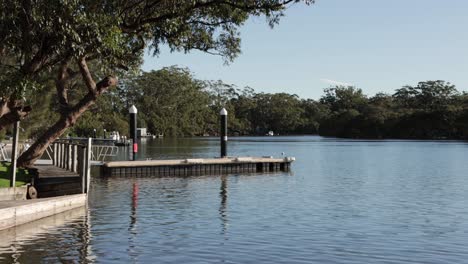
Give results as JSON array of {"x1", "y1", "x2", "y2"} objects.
[{"x1": 2, "y1": 67, "x2": 468, "y2": 141}]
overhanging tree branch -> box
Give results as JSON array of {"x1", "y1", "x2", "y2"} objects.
[
  {"x1": 77, "y1": 57, "x2": 97, "y2": 94},
  {"x1": 121, "y1": 0, "x2": 302, "y2": 32},
  {"x1": 0, "y1": 99, "x2": 32, "y2": 131},
  {"x1": 56, "y1": 60, "x2": 71, "y2": 108}
]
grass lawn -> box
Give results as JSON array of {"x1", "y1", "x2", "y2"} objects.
[{"x1": 0, "y1": 161, "x2": 31, "y2": 188}]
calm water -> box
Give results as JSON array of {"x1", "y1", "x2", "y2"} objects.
[{"x1": 1, "y1": 136, "x2": 468, "y2": 263}]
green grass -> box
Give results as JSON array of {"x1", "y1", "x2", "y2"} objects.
[{"x1": 0, "y1": 161, "x2": 31, "y2": 188}]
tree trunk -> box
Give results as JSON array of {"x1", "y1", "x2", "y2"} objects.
[
  {"x1": 16, "y1": 74, "x2": 117, "y2": 168},
  {"x1": 0, "y1": 98, "x2": 32, "y2": 132},
  {"x1": 16, "y1": 94, "x2": 95, "y2": 168},
  {"x1": 16, "y1": 54, "x2": 117, "y2": 168}
]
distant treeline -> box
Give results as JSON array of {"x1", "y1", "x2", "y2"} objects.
[
  {"x1": 319, "y1": 81, "x2": 468, "y2": 139},
  {"x1": 8, "y1": 66, "x2": 468, "y2": 140}
]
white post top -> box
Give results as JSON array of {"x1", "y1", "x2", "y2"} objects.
[
  {"x1": 129, "y1": 105, "x2": 138, "y2": 114},
  {"x1": 220, "y1": 108, "x2": 228, "y2": 116}
]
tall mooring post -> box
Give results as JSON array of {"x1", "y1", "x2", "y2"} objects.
[
  {"x1": 220, "y1": 108, "x2": 228, "y2": 158},
  {"x1": 9, "y1": 121, "x2": 20, "y2": 187},
  {"x1": 129, "y1": 105, "x2": 138, "y2": 161}
]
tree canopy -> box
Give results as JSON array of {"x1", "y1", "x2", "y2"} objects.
[
  {"x1": 0, "y1": 0, "x2": 313, "y2": 166},
  {"x1": 126, "y1": 67, "x2": 212, "y2": 136}
]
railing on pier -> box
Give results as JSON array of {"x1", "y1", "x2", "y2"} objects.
[
  {"x1": 51, "y1": 139, "x2": 92, "y2": 193},
  {"x1": 0, "y1": 143, "x2": 8, "y2": 161},
  {"x1": 91, "y1": 145, "x2": 119, "y2": 162},
  {"x1": 0, "y1": 141, "x2": 33, "y2": 161},
  {"x1": 46, "y1": 137, "x2": 119, "y2": 163}
]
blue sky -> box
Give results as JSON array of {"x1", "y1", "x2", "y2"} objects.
[{"x1": 142, "y1": 0, "x2": 468, "y2": 99}]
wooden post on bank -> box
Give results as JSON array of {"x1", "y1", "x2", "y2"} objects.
[
  {"x1": 85, "y1": 138, "x2": 92, "y2": 193},
  {"x1": 9, "y1": 121, "x2": 20, "y2": 187}
]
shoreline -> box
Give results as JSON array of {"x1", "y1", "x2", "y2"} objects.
[
  {"x1": 0, "y1": 194, "x2": 86, "y2": 231},
  {"x1": 155, "y1": 135, "x2": 468, "y2": 142}
]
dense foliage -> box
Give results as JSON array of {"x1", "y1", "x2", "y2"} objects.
[
  {"x1": 320, "y1": 81, "x2": 468, "y2": 139},
  {"x1": 13, "y1": 67, "x2": 467, "y2": 140},
  {"x1": 121, "y1": 67, "x2": 327, "y2": 136},
  {"x1": 125, "y1": 67, "x2": 213, "y2": 136}
]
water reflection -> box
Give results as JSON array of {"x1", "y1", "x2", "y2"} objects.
[
  {"x1": 129, "y1": 182, "x2": 139, "y2": 231},
  {"x1": 2, "y1": 137, "x2": 468, "y2": 263},
  {"x1": 128, "y1": 182, "x2": 139, "y2": 263},
  {"x1": 219, "y1": 176, "x2": 228, "y2": 235},
  {"x1": 0, "y1": 206, "x2": 93, "y2": 263},
  {"x1": 116, "y1": 137, "x2": 219, "y2": 160},
  {"x1": 79, "y1": 207, "x2": 93, "y2": 264}
]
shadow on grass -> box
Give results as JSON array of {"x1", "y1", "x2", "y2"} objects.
[{"x1": 0, "y1": 161, "x2": 31, "y2": 188}]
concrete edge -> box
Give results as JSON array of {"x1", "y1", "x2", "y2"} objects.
[
  {"x1": 0, "y1": 194, "x2": 86, "y2": 231},
  {"x1": 0, "y1": 206, "x2": 86, "y2": 249},
  {"x1": 0, "y1": 186, "x2": 28, "y2": 201}
]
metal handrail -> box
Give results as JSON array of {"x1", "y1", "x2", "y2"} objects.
[
  {"x1": 91, "y1": 145, "x2": 119, "y2": 161},
  {"x1": 1, "y1": 138, "x2": 119, "y2": 163},
  {"x1": 0, "y1": 143, "x2": 8, "y2": 161},
  {"x1": 0, "y1": 141, "x2": 33, "y2": 161}
]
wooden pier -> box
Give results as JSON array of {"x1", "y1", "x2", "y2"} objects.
[
  {"x1": 102, "y1": 156, "x2": 295, "y2": 177},
  {"x1": 30, "y1": 139, "x2": 92, "y2": 198},
  {"x1": 0, "y1": 140, "x2": 92, "y2": 231}
]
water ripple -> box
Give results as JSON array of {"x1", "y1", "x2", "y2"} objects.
[{"x1": 1, "y1": 136, "x2": 468, "y2": 263}]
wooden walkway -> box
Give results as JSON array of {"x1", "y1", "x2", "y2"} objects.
[
  {"x1": 34, "y1": 164, "x2": 80, "y2": 178},
  {"x1": 30, "y1": 140, "x2": 92, "y2": 198},
  {"x1": 31, "y1": 164, "x2": 83, "y2": 198}
]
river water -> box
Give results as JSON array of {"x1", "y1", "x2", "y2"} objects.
[{"x1": 1, "y1": 136, "x2": 468, "y2": 263}]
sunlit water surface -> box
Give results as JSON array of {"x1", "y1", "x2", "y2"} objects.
[{"x1": 1, "y1": 136, "x2": 468, "y2": 263}]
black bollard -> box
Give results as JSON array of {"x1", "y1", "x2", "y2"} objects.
[
  {"x1": 220, "y1": 108, "x2": 228, "y2": 158},
  {"x1": 129, "y1": 105, "x2": 138, "y2": 161}
]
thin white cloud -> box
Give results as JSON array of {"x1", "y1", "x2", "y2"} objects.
[{"x1": 320, "y1": 79, "x2": 353, "y2": 87}]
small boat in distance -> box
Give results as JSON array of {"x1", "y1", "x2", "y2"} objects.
[{"x1": 109, "y1": 131, "x2": 120, "y2": 141}]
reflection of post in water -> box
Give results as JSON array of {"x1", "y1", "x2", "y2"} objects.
[
  {"x1": 219, "y1": 176, "x2": 228, "y2": 234},
  {"x1": 130, "y1": 182, "x2": 139, "y2": 230},
  {"x1": 128, "y1": 182, "x2": 139, "y2": 262},
  {"x1": 78, "y1": 206, "x2": 92, "y2": 263}
]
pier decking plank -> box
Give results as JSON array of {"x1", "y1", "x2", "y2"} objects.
[
  {"x1": 34, "y1": 165, "x2": 80, "y2": 178},
  {"x1": 31, "y1": 165, "x2": 82, "y2": 198}
]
